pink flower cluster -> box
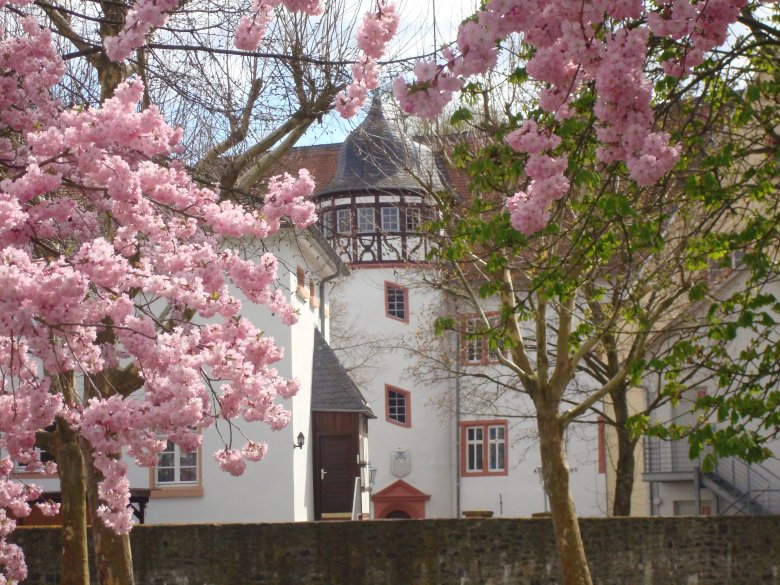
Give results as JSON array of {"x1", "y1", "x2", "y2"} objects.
[
  {"x1": 393, "y1": 58, "x2": 462, "y2": 121},
  {"x1": 0, "y1": 20, "x2": 318, "y2": 578},
  {"x1": 395, "y1": 0, "x2": 754, "y2": 232},
  {"x1": 0, "y1": 459, "x2": 42, "y2": 583},
  {"x1": 104, "y1": 0, "x2": 180, "y2": 61},
  {"x1": 505, "y1": 120, "x2": 568, "y2": 234},
  {"x1": 335, "y1": 2, "x2": 399, "y2": 118},
  {"x1": 648, "y1": 0, "x2": 747, "y2": 76},
  {"x1": 235, "y1": 0, "x2": 325, "y2": 51}
]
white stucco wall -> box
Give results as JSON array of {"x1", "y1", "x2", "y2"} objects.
[
  {"x1": 330, "y1": 265, "x2": 606, "y2": 519},
  {"x1": 122, "y1": 231, "x2": 333, "y2": 524}
]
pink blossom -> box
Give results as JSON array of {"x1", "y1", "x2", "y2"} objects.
[
  {"x1": 104, "y1": 0, "x2": 180, "y2": 61},
  {"x1": 0, "y1": 23, "x2": 315, "y2": 578},
  {"x1": 215, "y1": 449, "x2": 247, "y2": 476},
  {"x1": 391, "y1": 0, "x2": 751, "y2": 232},
  {"x1": 35, "y1": 501, "x2": 60, "y2": 517},
  {"x1": 335, "y1": 2, "x2": 399, "y2": 118},
  {"x1": 241, "y1": 441, "x2": 269, "y2": 462},
  {"x1": 507, "y1": 192, "x2": 550, "y2": 235}
]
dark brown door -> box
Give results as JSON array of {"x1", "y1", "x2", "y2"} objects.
[{"x1": 318, "y1": 434, "x2": 354, "y2": 517}]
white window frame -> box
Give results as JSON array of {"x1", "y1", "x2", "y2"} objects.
[
  {"x1": 487, "y1": 425, "x2": 506, "y2": 472},
  {"x1": 385, "y1": 282, "x2": 408, "y2": 323},
  {"x1": 462, "y1": 421, "x2": 508, "y2": 476},
  {"x1": 405, "y1": 208, "x2": 421, "y2": 232},
  {"x1": 357, "y1": 207, "x2": 376, "y2": 232},
  {"x1": 156, "y1": 441, "x2": 199, "y2": 485},
  {"x1": 466, "y1": 426, "x2": 484, "y2": 473},
  {"x1": 385, "y1": 385, "x2": 411, "y2": 428},
  {"x1": 321, "y1": 210, "x2": 334, "y2": 236},
  {"x1": 336, "y1": 208, "x2": 351, "y2": 234},
  {"x1": 381, "y1": 206, "x2": 400, "y2": 231}
]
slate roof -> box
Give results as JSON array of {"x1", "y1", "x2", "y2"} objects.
[
  {"x1": 317, "y1": 93, "x2": 446, "y2": 196},
  {"x1": 311, "y1": 328, "x2": 375, "y2": 417}
]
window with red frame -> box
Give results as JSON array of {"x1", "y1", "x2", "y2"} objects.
[
  {"x1": 461, "y1": 314, "x2": 501, "y2": 365},
  {"x1": 461, "y1": 421, "x2": 507, "y2": 476},
  {"x1": 385, "y1": 385, "x2": 411, "y2": 428},
  {"x1": 385, "y1": 282, "x2": 409, "y2": 323}
]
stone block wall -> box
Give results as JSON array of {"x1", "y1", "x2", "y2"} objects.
[{"x1": 14, "y1": 516, "x2": 780, "y2": 585}]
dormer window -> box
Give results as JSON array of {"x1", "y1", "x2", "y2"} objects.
[{"x1": 381, "y1": 207, "x2": 400, "y2": 231}]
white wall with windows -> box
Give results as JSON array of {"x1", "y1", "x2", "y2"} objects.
[
  {"x1": 330, "y1": 266, "x2": 457, "y2": 518},
  {"x1": 122, "y1": 230, "x2": 336, "y2": 524},
  {"x1": 330, "y1": 265, "x2": 607, "y2": 519}
]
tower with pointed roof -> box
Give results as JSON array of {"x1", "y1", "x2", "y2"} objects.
[
  {"x1": 316, "y1": 94, "x2": 442, "y2": 266},
  {"x1": 313, "y1": 94, "x2": 455, "y2": 518},
  {"x1": 312, "y1": 95, "x2": 606, "y2": 520}
]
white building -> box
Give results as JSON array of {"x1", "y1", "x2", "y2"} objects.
[
  {"x1": 311, "y1": 96, "x2": 606, "y2": 519},
  {"x1": 21, "y1": 226, "x2": 375, "y2": 525},
  {"x1": 641, "y1": 271, "x2": 780, "y2": 517}
]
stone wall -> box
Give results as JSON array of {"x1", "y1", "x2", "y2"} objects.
[{"x1": 15, "y1": 516, "x2": 780, "y2": 585}]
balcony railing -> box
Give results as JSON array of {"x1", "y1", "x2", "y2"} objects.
[{"x1": 644, "y1": 436, "x2": 699, "y2": 475}]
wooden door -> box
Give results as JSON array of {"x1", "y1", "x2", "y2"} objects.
[{"x1": 318, "y1": 434, "x2": 354, "y2": 518}]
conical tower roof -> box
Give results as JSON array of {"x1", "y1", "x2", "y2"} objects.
[{"x1": 317, "y1": 94, "x2": 444, "y2": 196}]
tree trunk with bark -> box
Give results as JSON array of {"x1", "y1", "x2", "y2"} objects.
[
  {"x1": 611, "y1": 386, "x2": 638, "y2": 516},
  {"x1": 537, "y1": 407, "x2": 594, "y2": 585},
  {"x1": 56, "y1": 424, "x2": 90, "y2": 585},
  {"x1": 52, "y1": 371, "x2": 91, "y2": 585},
  {"x1": 82, "y1": 443, "x2": 135, "y2": 585}
]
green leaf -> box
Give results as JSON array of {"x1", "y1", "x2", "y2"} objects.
[
  {"x1": 701, "y1": 453, "x2": 717, "y2": 473},
  {"x1": 450, "y1": 107, "x2": 474, "y2": 125}
]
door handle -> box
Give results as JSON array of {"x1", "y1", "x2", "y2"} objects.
[{"x1": 321, "y1": 468, "x2": 327, "y2": 480}]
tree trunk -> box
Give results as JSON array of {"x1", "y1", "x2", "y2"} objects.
[
  {"x1": 610, "y1": 388, "x2": 638, "y2": 516},
  {"x1": 56, "y1": 427, "x2": 90, "y2": 585},
  {"x1": 82, "y1": 442, "x2": 135, "y2": 585},
  {"x1": 97, "y1": 0, "x2": 128, "y2": 99},
  {"x1": 537, "y1": 408, "x2": 593, "y2": 585}
]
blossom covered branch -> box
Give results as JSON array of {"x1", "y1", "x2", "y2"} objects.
[
  {"x1": 0, "y1": 16, "x2": 316, "y2": 581},
  {"x1": 394, "y1": 0, "x2": 755, "y2": 234}
]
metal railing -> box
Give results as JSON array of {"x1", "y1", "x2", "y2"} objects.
[
  {"x1": 644, "y1": 436, "x2": 699, "y2": 474},
  {"x1": 644, "y1": 437, "x2": 780, "y2": 515},
  {"x1": 710, "y1": 456, "x2": 780, "y2": 515}
]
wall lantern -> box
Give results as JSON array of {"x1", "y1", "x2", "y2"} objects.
[
  {"x1": 293, "y1": 432, "x2": 305, "y2": 450},
  {"x1": 368, "y1": 465, "x2": 378, "y2": 491}
]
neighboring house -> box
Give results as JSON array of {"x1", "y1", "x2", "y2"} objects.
[{"x1": 639, "y1": 270, "x2": 780, "y2": 517}]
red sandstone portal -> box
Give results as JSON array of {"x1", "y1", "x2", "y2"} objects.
[{"x1": 371, "y1": 479, "x2": 431, "y2": 519}]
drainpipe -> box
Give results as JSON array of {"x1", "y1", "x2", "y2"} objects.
[
  {"x1": 455, "y1": 325, "x2": 462, "y2": 518},
  {"x1": 318, "y1": 267, "x2": 342, "y2": 337}
]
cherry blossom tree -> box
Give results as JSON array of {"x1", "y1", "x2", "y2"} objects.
[{"x1": 0, "y1": 1, "x2": 398, "y2": 584}]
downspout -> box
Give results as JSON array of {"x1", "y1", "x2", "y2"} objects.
[
  {"x1": 455, "y1": 327, "x2": 462, "y2": 518},
  {"x1": 319, "y1": 267, "x2": 342, "y2": 336}
]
